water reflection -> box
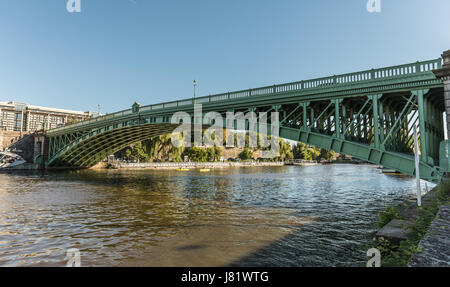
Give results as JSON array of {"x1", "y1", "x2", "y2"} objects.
[{"x1": 0, "y1": 165, "x2": 430, "y2": 266}]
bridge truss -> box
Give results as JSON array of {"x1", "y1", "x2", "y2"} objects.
[{"x1": 46, "y1": 58, "x2": 446, "y2": 183}]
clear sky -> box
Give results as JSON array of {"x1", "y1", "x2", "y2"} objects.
[{"x1": 0, "y1": 0, "x2": 449, "y2": 113}]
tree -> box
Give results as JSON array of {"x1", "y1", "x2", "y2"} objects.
[
  {"x1": 214, "y1": 146, "x2": 223, "y2": 161},
  {"x1": 206, "y1": 147, "x2": 216, "y2": 162},
  {"x1": 319, "y1": 148, "x2": 336, "y2": 161},
  {"x1": 302, "y1": 149, "x2": 312, "y2": 160},
  {"x1": 308, "y1": 147, "x2": 321, "y2": 161},
  {"x1": 293, "y1": 143, "x2": 307, "y2": 159},
  {"x1": 122, "y1": 142, "x2": 148, "y2": 162},
  {"x1": 124, "y1": 148, "x2": 132, "y2": 161},
  {"x1": 187, "y1": 147, "x2": 207, "y2": 162},
  {"x1": 279, "y1": 139, "x2": 294, "y2": 161},
  {"x1": 143, "y1": 134, "x2": 184, "y2": 162},
  {"x1": 238, "y1": 148, "x2": 253, "y2": 160}
]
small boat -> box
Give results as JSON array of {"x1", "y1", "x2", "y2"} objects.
[
  {"x1": 176, "y1": 168, "x2": 190, "y2": 171},
  {"x1": 199, "y1": 169, "x2": 211, "y2": 172}
]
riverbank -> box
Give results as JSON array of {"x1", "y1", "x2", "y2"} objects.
[
  {"x1": 408, "y1": 204, "x2": 450, "y2": 266},
  {"x1": 370, "y1": 180, "x2": 450, "y2": 267},
  {"x1": 101, "y1": 161, "x2": 285, "y2": 170}
]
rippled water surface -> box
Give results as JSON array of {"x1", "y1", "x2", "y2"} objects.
[{"x1": 0, "y1": 165, "x2": 429, "y2": 266}]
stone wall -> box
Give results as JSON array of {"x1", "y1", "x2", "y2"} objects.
[
  {"x1": 8, "y1": 133, "x2": 36, "y2": 163},
  {"x1": 408, "y1": 205, "x2": 450, "y2": 267},
  {"x1": 0, "y1": 131, "x2": 23, "y2": 151},
  {"x1": 222, "y1": 147, "x2": 262, "y2": 160},
  {"x1": 0, "y1": 131, "x2": 45, "y2": 163}
]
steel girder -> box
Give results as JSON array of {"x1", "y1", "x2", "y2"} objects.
[{"x1": 45, "y1": 59, "x2": 446, "y2": 182}]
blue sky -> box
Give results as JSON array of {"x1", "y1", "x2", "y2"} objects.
[{"x1": 0, "y1": 0, "x2": 449, "y2": 113}]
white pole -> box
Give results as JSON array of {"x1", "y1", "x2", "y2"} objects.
[{"x1": 413, "y1": 125, "x2": 422, "y2": 207}]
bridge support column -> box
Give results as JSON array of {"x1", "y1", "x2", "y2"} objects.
[
  {"x1": 371, "y1": 94, "x2": 382, "y2": 148},
  {"x1": 433, "y1": 50, "x2": 450, "y2": 139}
]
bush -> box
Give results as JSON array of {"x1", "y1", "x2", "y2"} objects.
[
  {"x1": 187, "y1": 147, "x2": 207, "y2": 162},
  {"x1": 238, "y1": 148, "x2": 254, "y2": 160},
  {"x1": 377, "y1": 206, "x2": 400, "y2": 229},
  {"x1": 368, "y1": 182, "x2": 450, "y2": 267}
]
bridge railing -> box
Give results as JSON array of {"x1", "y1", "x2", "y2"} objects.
[{"x1": 49, "y1": 58, "x2": 442, "y2": 134}]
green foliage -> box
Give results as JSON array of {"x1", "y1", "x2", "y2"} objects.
[
  {"x1": 214, "y1": 147, "x2": 223, "y2": 161},
  {"x1": 369, "y1": 182, "x2": 450, "y2": 267},
  {"x1": 238, "y1": 148, "x2": 254, "y2": 160},
  {"x1": 377, "y1": 206, "x2": 400, "y2": 229},
  {"x1": 308, "y1": 147, "x2": 321, "y2": 160},
  {"x1": 293, "y1": 143, "x2": 306, "y2": 159},
  {"x1": 279, "y1": 139, "x2": 294, "y2": 161},
  {"x1": 319, "y1": 148, "x2": 336, "y2": 161},
  {"x1": 144, "y1": 134, "x2": 184, "y2": 162},
  {"x1": 123, "y1": 142, "x2": 148, "y2": 162},
  {"x1": 206, "y1": 147, "x2": 223, "y2": 162},
  {"x1": 187, "y1": 147, "x2": 208, "y2": 162},
  {"x1": 119, "y1": 130, "x2": 338, "y2": 164},
  {"x1": 293, "y1": 143, "x2": 329, "y2": 161}
]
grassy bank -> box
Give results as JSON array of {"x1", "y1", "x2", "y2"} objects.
[{"x1": 369, "y1": 180, "x2": 450, "y2": 267}]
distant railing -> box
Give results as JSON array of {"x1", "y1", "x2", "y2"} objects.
[{"x1": 48, "y1": 58, "x2": 442, "y2": 134}]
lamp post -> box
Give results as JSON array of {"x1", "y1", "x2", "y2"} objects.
[{"x1": 193, "y1": 80, "x2": 197, "y2": 104}]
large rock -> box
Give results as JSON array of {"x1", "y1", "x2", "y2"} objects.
[{"x1": 376, "y1": 219, "x2": 415, "y2": 242}]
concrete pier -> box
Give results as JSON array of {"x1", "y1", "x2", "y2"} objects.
[{"x1": 433, "y1": 50, "x2": 450, "y2": 138}]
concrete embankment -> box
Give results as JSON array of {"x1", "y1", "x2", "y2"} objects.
[
  {"x1": 373, "y1": 181, "x2": 450, "y2": 267},
  {"x1": 408, "y1": 204, "x2": 450, "y2": 266},
  {"x1": 104, "y1": 162, "x2": 285, "y2": 170}
]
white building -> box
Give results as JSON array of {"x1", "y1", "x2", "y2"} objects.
[{"x1": 0, "y1": 101, "x2": 92, "y2": 132}]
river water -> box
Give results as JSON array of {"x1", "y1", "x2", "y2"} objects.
[{"x1": 0, "y1": 164, "x2": 430, "y2": 267}]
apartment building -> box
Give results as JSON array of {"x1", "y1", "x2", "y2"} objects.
[{"x1": 0, "y1": 101, "x2": 93, "y2": 132}]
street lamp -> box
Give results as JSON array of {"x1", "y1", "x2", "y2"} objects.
[{"x1": 193, "y1": 80, "x2": 197, "y2": 104}]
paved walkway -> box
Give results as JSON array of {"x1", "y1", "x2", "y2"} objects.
[{"x1": 409, "y1": 205, "x2": 450, "y2": 267}]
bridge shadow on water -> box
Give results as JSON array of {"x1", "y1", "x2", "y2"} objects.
[{"x1": 226, "y1": 218, "x2": 368, "y2": 267}]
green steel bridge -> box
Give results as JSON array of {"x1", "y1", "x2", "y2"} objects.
[{"x1": 45, "y1": 58, "x2": 450, "y2": 183}]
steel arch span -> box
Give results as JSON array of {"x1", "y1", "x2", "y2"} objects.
[{"x1": 46, "y1": 58, "x2": 447, "y2": 183}]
